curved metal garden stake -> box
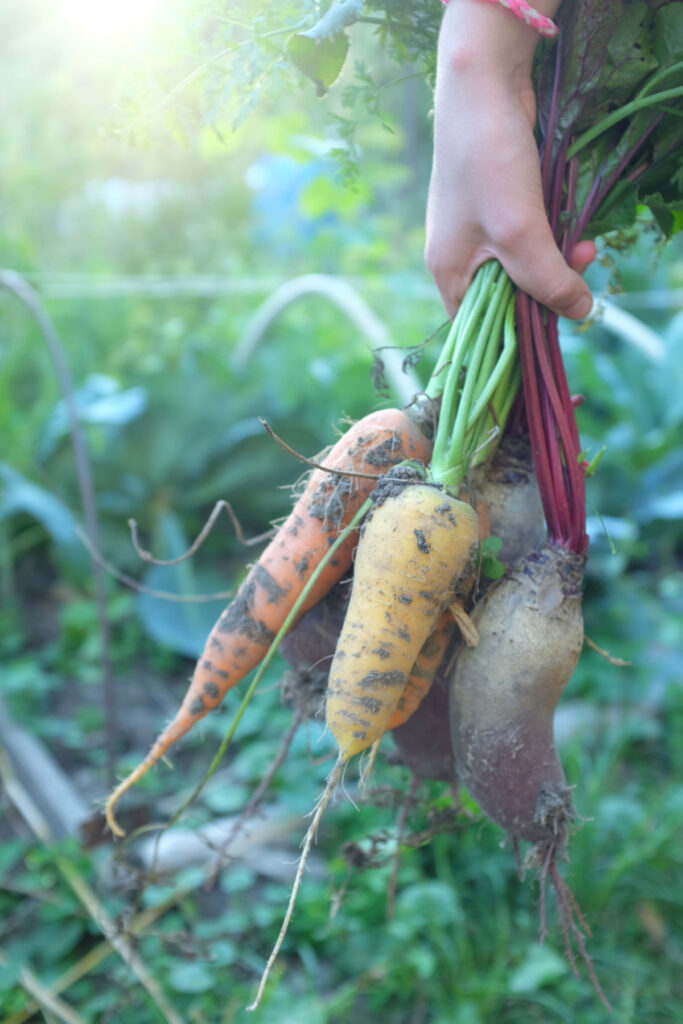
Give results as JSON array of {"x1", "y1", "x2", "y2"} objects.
[
  {"x1": 0, "y1": 269, "x2": 117, "y2": 786},
  {"x1": 232, "y1": 272, "x2": 424, "y2": 407}
]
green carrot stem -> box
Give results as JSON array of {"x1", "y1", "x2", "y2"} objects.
[
  {"x1": 495, "y1": 313, "x2": 522, "y2": 411},
  {"x1": 429, "y1": 263, "x2": 501, "y2": 478},
  {"x1": 469, "y1": 275, "x2": 514, "y2": 408},
  {"x1": 430, "y1": 341, "x2": 467, "y2": 479},
  {"x1": 636, "y1": 60, "x2": 683, "y2": 103},
  {"x1": 425, "y1": 261, "x2": 497, "y2": 400},
  {"x1": 447, "y1": 301, "x2": 498, "y2": 471},
  {"x1": 461, "y1": 272, "x2": 514, "y2": 423},
  {"x1": 429, "y1": 261, "x2": 519, "y2": 490},
  {"x1": 468, "y1": 297, "x2": 518, "y2": 427}
]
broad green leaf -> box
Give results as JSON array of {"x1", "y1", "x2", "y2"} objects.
[
  {"x1": 0, "y1": 958, "x2": 19, "y2": 993},
  {"x1": 36, "y1": 920, "x2": 85, "y2": 964},
  {"x1": 395, "y1": 881, "x2": 465, "y2": 928},
  {"x1": 287, "y1": 31, "x2": 350, "y2": 96},
  {"x1": 480, "y1": 534, "x2": 505, "y2": 579},
  {"x1": 136, "y1": 564, "x2": 228, "y2": 657},
  {"x1": 654, "y1": 3, "x2": 683, "y2": 66}
]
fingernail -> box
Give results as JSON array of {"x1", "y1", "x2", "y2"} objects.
[{"x1": 565, "y1": 294, "x2": 594, "y2": 321}]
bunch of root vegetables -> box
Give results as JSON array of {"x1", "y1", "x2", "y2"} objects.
[
  {"x1": 105, "y1": 264, "x2": 605, "y2": 1006},
  {"x1": 105, "y1": 2, "x2": 683, "y2": 1009}
]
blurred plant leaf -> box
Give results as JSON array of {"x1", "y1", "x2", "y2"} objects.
[
  {"x1": 638, "y1": 489, "x2": 683, "y2": 522},
  {"x1": 509, "y1": 945, "x2": 568, "y2": 993},
  {"x1": 395, "y1": 881, "x2": 464, "y2": 929},
  {"x1": 0, "y1": 463, "x2": 78, "y2": 546},
  {"x1": 167, "y1": 960, "x2": 214, "y2": 993},
  {"x1": 39, "y1": 373, "x2": 147, "y2": 460}
]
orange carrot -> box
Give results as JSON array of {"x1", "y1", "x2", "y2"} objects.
[
  {"x1": 106, "y1": 408, "x2": 432, "y2": 835},
  {"x1": 387, "y1": 610, "x2": 455, "y2": 731}
]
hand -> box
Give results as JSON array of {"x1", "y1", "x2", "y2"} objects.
[{"x1": 425, "y1": 0, "x2": 596, "y2": 320}]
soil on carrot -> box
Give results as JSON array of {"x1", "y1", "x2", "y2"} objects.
[
  {"x1": 366, "y1": 462, "x2": 425, "y2": 510},
  {"x1": 308, "y1": 475, "x2": 356, "y2": 529}
]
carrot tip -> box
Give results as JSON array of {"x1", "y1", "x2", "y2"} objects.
[{"x1": 105, "y1": 795, "x2": 126, "y2": 838}]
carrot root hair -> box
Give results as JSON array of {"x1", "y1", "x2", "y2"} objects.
[
  {"x1": 359, "y1": 740, "x2": 381, "y2": 789},
  {"x1": 246, "y1": 756, "x2": 344, "y2": 1012}
]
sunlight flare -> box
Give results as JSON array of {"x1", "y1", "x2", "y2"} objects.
[{"x1": 63, "y1": 0, "x2": 158, "y2": 39}]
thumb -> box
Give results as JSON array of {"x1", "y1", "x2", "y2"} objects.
[{"x1": 499, "y1": 221, "x2": 593, "y2": 321}]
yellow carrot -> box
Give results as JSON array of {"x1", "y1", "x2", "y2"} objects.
[{"x1": 326, "y1": 478, "x2": 479, "y2": 760}]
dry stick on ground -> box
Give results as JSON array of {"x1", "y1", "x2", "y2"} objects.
[
  {"x1": 2, "y1": 886, "x2": 195, "y2": 1024},
  {"x1": 0, "y1": 748, "x2": 185, "y2": 1024},
  {"x1": 0, "y1": 949, "x2": 88, "y2": 1024},
  {"x1": 0, "y1": 270, "x2": 117, "y2": 787}
]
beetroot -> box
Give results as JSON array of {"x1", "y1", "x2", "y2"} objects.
[
  {"x1": 448, "y1": 544, "x2": 608, "y2": 1004},
  {"x1": 468, "y1": 434, "x2": 546, "y2": 567},
  {"x1": 449, "y1": 544, "x2": 583, "y2": 844}
]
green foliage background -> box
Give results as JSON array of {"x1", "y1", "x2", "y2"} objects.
[{"x1": 0, "y1": 2, "x2": 681, "y2": 1022}]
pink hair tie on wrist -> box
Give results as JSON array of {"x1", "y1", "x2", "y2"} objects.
[{"x1": 440, "y1": 0, "x2": 559, "y2": 39}]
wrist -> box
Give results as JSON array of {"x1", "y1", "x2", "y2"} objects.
[{"x1": 440, "y1": 0, "x2": 560, "y2": 79}]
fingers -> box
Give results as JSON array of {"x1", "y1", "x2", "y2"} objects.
[
  {"x1": 426, "y1": 257, "x2": 473, "y2": 320},
  {"x1": 424, "y1": 211, "x2": 480, "y2": 318},
  {"x1": 496, "y1": 218, "x2": 594, "y2": 321},
  {"x1": 428, "y1": 235, "x2": 596, "y2": 322},
  {"x1": 569, "y1": 239, "x2": 597, "y2": 274}
]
